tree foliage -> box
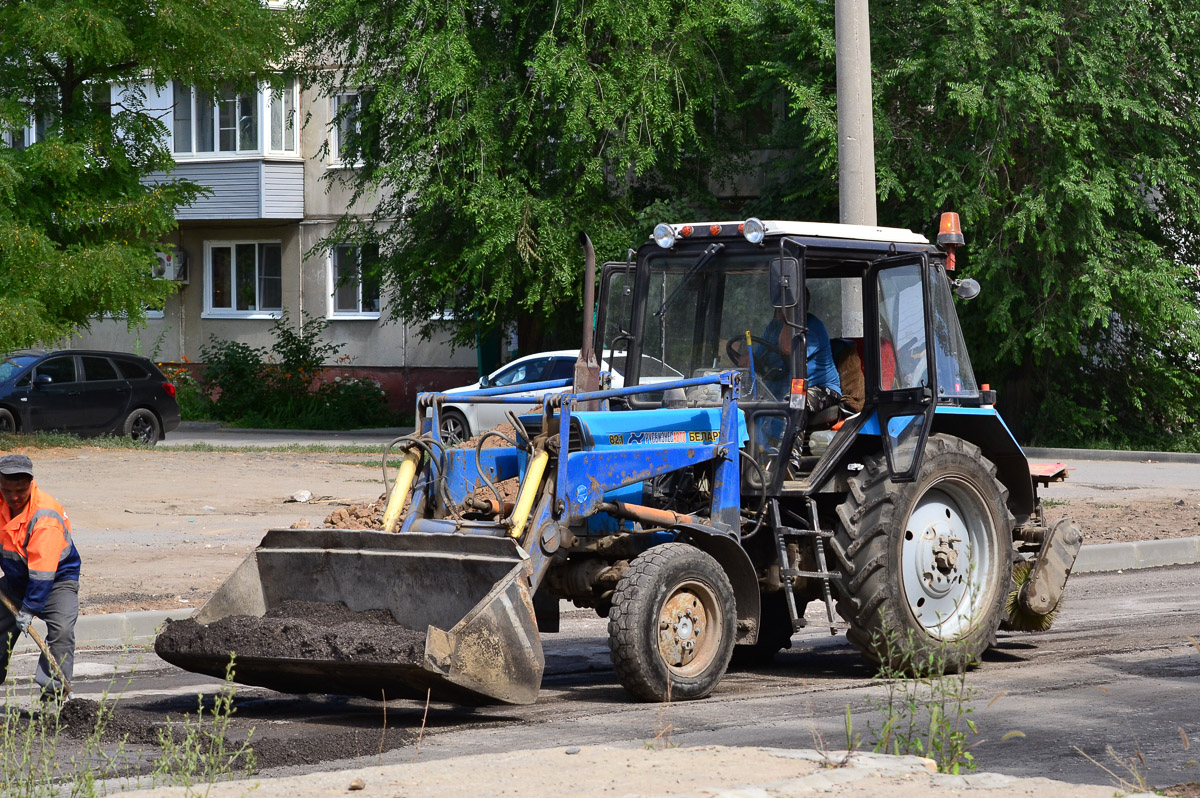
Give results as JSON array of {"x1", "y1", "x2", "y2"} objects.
[
  {"x1": 753, "y1": 0, "x2": 1200, "y2": 445},
  {"x1": 297, "y1": 0, "x2": 755, "y2": 350},
  {"x1": 0, "y1": 0, "x2": 291, "y2": 350}
]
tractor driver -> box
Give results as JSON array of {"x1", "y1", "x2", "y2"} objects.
[{"x1": 743, "y1": 288, "x2": 842, "y2": 414}]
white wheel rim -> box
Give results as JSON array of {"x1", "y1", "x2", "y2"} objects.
[{"x1": 900, "y1": 484, "x2": 994, "y2": 640}]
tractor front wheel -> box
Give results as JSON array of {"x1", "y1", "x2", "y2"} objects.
[
  {"x1": 831, "y1": 434, "x2": 1012, "y2": 673},
  {"x1": 608, "y1": 543, "x2": 736, "y2": 702}
]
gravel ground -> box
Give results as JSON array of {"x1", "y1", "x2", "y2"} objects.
[{"x1": 3, "y1": 446, "x2": 1194, "y2": 614}]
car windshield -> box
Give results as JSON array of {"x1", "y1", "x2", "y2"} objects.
[{"x1": 0, "y1": 355, "x2": 39, "y2": 383}]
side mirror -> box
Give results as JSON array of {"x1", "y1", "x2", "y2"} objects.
[
  {"x1": 769, "y1": 257, "x2": 801, "y2": 308},
  {"x1": 478, "y1": 375, "x2": 490, "y2": 388},
  {"x1": 34, "y1": 374, "x2": 53, "y2": 388},
  {"x1": 953, "y1": 278, "x2": 981, "y2": 301}
]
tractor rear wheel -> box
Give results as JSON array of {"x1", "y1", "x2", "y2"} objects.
[
  {"x1": 608, "y1": 543, "x2": 736, "y2": 702},
  {"x1": 831, "y1": 434, "x2": 1012, "y2": 673}
]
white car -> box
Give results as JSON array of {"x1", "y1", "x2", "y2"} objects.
[{"x1": 435, "y1": 349, "x2": 623, "y2": 444}]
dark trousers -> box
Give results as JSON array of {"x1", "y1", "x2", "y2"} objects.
[{"x1": 0, "y1": 579, "x2": 78, "y2": 693}]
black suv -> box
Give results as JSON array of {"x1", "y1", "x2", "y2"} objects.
[{"x1": 0, "y1": 349, "x2": 182, "y2": 445}]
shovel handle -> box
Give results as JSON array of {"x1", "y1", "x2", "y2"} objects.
[{"x1": 0, "y1": 589, "x2": 71, "y2": 696}]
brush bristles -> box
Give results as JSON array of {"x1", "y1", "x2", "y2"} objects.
[{"x1": 1003, "y1": 560, "x2": 1060, "y2": 633}]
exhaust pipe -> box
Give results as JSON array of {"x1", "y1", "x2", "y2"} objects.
[{"x1": 574, "y1": 232, "x2": 600, "y2": 409}]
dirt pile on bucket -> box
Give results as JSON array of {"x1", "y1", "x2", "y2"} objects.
[{"x1": 154, "y1": 600, "x2": 426, "y2": 664}]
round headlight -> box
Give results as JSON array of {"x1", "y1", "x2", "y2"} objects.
[
  {"x1": 742, "y1": 217, "x2": 766, "y2": 244},
  {"x1": 652, "y1": 223, "x2": 676, "y2": 249}
]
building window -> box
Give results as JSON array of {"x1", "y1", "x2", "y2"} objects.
[
  {"x1": 3, "y1": 111, "x2": 54, "y2": 150},
  {"x1": 205, "y1": 241, "x2": 283, "y2": 317},
  {"x1": 268, "y1": 80, "x2": 298, "y2": 153},
  {"x1": 330, "y1": 244, "x2": 381, "y2": 317},
  {"x1": 173, "y1": 82, "x2": 261, "y2": 156},
  {"x1": 331, "y1": 92, "x2": 369, "y2": 165}
]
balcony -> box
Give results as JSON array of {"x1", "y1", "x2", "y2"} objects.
[{"x1": 148, "y1": 160, "x2": 304, "y2": 221}]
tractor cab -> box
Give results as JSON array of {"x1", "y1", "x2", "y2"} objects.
[{"x1": 596, "y1": 217, "x2": 986, "y2": 491}]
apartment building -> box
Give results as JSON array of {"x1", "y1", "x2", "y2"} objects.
[{"x1": 69, "y1": 78, "x2": 476, "y2": 410}]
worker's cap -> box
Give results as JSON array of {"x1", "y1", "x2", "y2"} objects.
[{"x1": 0, "y1": 454, "x2": 34, "y2": 479}]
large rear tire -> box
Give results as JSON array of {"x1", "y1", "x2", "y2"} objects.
[
  {"x1": 831, "y1": 434, "x2": 1012, "y2": 673},
  {"x1": 608, "y1": 543, "x2": 736, "y2": 702},
  {"x1": 0, "y1": 408, "x2": 15, "y2": 434}
]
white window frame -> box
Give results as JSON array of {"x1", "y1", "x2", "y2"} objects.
[
  {"x1": 202, "y1": 240, "x2": 284, "y2": 319},
  {"x1": 328, "y1": 244, "x2": 381, "y2": 319},
  {"x1": 172, "y1": 81, "x2": 265, "y2": 158},
  {"x1": 3, "y1": 110, "x2": 54, "y2": 150},
  {"x1": 329, "y1": 91, "x2": 365, "y2": 167},
  {"x1": 267, "y1": 79, "x2": 299, "y2": 155}
]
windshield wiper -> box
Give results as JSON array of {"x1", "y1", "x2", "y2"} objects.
[{"x1": 654, "y1": 242, "x2": 724, "y2": 319}]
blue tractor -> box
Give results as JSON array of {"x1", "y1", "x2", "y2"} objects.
[{"x1": 162, "y1": 216, "x2": 1081, "y2": 705}]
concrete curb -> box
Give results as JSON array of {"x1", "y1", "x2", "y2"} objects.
[
  {"x1": 174, "y1": 422, "x2": 413, "y2": 437},
  {"x1": 1024, "y1": 446, "x2": 1200, "y2": 464},
  {"x1": 110, "y1": 743, "x2": 1150, "y2": 798},
  {"x1": 13, "y1": 608, "x2": 193, "y2": 654},
  {"x1": 1074, "y1": 536, "x2": 1200, "y2": 573}
]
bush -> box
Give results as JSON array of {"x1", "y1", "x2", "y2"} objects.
[
  {"x1": 158, "y1": 357, "x2": 213, "y2": 421},
  {"x1": 199, "y1": 337, "x2": 269, "y2": 423},
  {"x1": 197, "y1": 311, "x2": 393, "y2": 429}
]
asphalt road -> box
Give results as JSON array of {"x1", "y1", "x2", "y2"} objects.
[{"x1": 9, "y1": 563, "x2": 1197, "y2": 791}]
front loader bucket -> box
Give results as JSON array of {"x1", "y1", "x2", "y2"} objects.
[{"x1": 157, "y1": 529, "x2": 544, "y2": 705}]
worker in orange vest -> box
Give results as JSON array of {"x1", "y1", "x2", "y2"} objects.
[{"x1": 0, "y1": 453, "x2": 81, "y2": 702}]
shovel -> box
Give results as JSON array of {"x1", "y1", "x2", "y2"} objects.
[{"x1": 0, "y1": 589, "x2": 71, "y2": 698}]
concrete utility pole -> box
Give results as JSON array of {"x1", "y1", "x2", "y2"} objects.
[
  {"x1": 835, "y1": 0, "x2": 877, "y2": 227},
  {"x1": 835, "y1": 0, "x2": 875, "y2": 338}
]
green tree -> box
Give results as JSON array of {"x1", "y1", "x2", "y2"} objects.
[
  {"x1": 0, "y1": 0, "x2": 292, "y2": 350},
  {"x1": 751, "y1": 0, "x2": 1200, "y2": 445},
  {"x1": 296, "y1": 0, "x2": 754, "y2": 351}
]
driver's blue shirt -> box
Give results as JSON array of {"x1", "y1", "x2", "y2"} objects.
[{"x1": 757, "y1": 314, "x2": 841, "y2": 399}]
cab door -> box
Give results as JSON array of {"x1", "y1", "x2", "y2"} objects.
[{"x1": 863, "y1": 253, "x2": 937, "y2": 481}]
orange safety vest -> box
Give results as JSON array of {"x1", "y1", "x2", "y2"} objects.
[{"x1": 1, "y1": 480, "x2": 80, "y2": 615}]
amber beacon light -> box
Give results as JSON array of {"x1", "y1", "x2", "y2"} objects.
[{"x1": 937, "y1": 212, "x2": 965, "y2": 271}]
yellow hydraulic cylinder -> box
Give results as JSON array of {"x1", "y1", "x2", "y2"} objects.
[
  {"x1": 382, "y1": 447, "x2": 422, "y2": 532},
  {"x1": 508, "y1": 448, "x2": 550, "y2": 539}
]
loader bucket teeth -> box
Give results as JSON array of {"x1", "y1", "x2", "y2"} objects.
[{"x1": 156, "y1": 529, "x2": 544, "y2": 705}]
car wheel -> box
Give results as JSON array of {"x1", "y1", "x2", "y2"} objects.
[
  {"x1": 124, "y1": 408, "x2": 162, "y2": 445},
  {"x1": 439, "y1": 409, "x2": 471, "y2": 446},
  {"x1": 0, "y1": 408, "x2": 15, "y2": 434}
]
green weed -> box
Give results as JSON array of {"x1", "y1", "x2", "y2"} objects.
[
  {"x1": 0, "y1": 654, "x2": 255, "y2": 796},
  {"x1": 151, "y1": 659, "x2": 256, "y2": 795},
  {"x1": 864, "y1": 624, "x2": 980, "y2": 774}
]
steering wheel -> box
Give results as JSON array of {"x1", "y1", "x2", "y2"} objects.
[{"x1": 726, "y1": 334, "x2": 785, "y2": 368}]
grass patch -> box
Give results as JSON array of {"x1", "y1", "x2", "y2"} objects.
[
  {"x1": 0, "y1": 432, "x2": 152, "y2": 451},
  {"x1": 0, "y1": 432, "x2": 398, "y2": 456},
  {"x1": 1, "y1": 658, "x2": 254, "y2": 795}
]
